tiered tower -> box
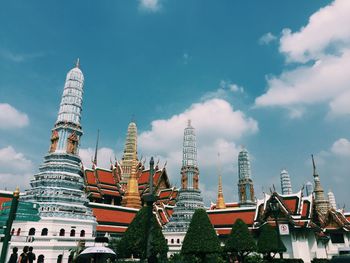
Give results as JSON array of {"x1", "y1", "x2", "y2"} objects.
[
  {"x1": 237, "y1": 147, "x2": 255, "y2": 206},
  {"x1": 280, "y1": 169, "x2": 293, "y2": 195},
  {"x1": 164, "y1": 120, "x2": 204, "y2": 232},
  {"x1": 328, "y1": 191, "x2": 337, "y2": 210},
  {"x1": 311, "y1": 155, "x2": 329, "y2": 216},
  {"x1": 23, "y1": 59, "x2": 94, "y2": 221},
  {"x1": 120, "y1": 122, "x2": 138, "y2": 184}
]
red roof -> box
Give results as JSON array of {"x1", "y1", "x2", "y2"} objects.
[
  {"x1": 138, "y1": 171, "x2": 150, "y2": 184},
  {"x1": 159, "y1": 190, "x2": 172, "y2": 199},
  {"x1": 85, "y1": 170, "x2": 97, "y2": 185},
  {"x1": 101, "y1": 189, "x2": 121, "y2": 197},
  {"x1": 96, "y1": 225, "x2": 127, "y2": 233},
  {"x1": 208, "y1": 209, "x2": 256, "y2": 226},
  {"x1": 96, "y1": 169, "x2": 116, "y2": 185},
  {"x1": 301, "y1": 200, "x2": 311, "y2": 218},
  {"x1": 281, "y1": 196, "x2": 299, "y2": 214},
  {"x1": 92, "y1": 207, "x2": 136, "y2": 224}
]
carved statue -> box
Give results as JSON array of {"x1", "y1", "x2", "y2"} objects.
[
  {"x1": 250, "y1": 185, "x2": 255, "y2": 201},
  {"x1": 181, "y1": 171, "x2": 187, "y2": 189},
  {"x1": 239, "y1": 184, "x2": 245, "y2": 202},
  {"x1": 193, "y1": 174, "x2": 199, "y2": 189},
  {"x1": 49, "y1": 130, "x2": 59, "y2": 153},
  {"x1": 67, "y1": 132, "x2": 78, "y2": 154}
]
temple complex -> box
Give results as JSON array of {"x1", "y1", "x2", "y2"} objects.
[{"x1": 0, "y1": 61, "x2": 349, "y2": 263}]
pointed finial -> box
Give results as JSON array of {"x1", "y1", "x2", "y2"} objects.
[
  {"x1": 311, "y1": 154, "x2": 317, "y2": 177},
  {"x1": 94, "y1": 129, "x2": 100, "y2": 165},
  {"x1": 76, "y1": 58, "x2": 80, "y2": 68},
  {"x1": 187, "y1": 119, "x2": 191, "y2": 127},
  {"x1": 14, "y1": 186, "x2": 20, "y2": 197}
]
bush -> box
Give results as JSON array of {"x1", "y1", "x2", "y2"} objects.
[
  {"x1": 181, "y1": 209, "x2": 221, "y2": 262},
  {"x1": 311, "y1": 259, "x2": 330, "y2": 263},
  {"x1": 263, "y1": 259, "x2": 304, "y2": 263},
  {"x1": 225, "y1": 218, "x2": 257, "y2": 262}
]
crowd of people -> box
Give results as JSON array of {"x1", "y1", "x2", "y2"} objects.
[{"x1": 8, "y1": 246, "x2": 38, "y2": 263}]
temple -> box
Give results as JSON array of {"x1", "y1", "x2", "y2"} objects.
[{"x1": 280, "y1": 169, "x2": 293, "y2": 195}]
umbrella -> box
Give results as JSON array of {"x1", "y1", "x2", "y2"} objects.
[{"x1": 77, "y1": 246, "x2": 117, "y2": 263}]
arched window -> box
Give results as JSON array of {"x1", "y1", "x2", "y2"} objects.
[
  {"x1": 29, "y1": 228, "x2": 36, "y2": 236},
  {"x1": 177, "y1": 239, "x2": 180, "y2": 244},
  {"x1": 11, "y1": 228, "x2": 14, "y2": 235},
  {"x1": 59, "y1": 229, "x2": 65, "y2": 236},
  {"x1": 57, "y1": 254, "x2": 63, "y2": 263},
  {"x1": 38, "y1": 255, "x2": 45, "y2": 263},
  {"x1": 171, "y1": 239, "x2": 174, "y2": 244},
  {"x1": 41, "y1": 228, "x2": 48, "y2": 236},
  {"x1": 70, "y1": 229, "x2": 75, "y2": 237},
  {"x1": 80, "y1": 230, "x2": 85, "y2": 237},
  {"x1": 17, "y1": 228, "x2": 21, "y2": 236}
]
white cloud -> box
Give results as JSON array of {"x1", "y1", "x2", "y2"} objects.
[
  {"x1": 0, "y1": 103, "x2": 29, "y2": 129},
  {"x1": 138, "y1": 0, "x2": 162, "y2": 12},
  {"x1": 138, "y1": 98, "x2": 258, "y2": 204},
  {"x1": 79, "y1": 147, "x2": 116, "y2": 168},
  {"x1": 0, "y1": 146, "x2": 34, "y2": 191},
  {"x1": 201, "y1": 81, "x2": 244, "y2": 101},
  {"x1": 259, "y1": 32, "x2": 277, "y2": 45},
  {"x1": 279, "y1": 0, "x2": 350, "y2": 63},
  {"x1": 0, "y1": 48, "x2": 45, "y2": 63},
  {"x1": 255, "y1": 0, "x2": 350, "y2": 117},
  {"x1": 331, "y1": 138, "x2": 350, "y2": 156}
]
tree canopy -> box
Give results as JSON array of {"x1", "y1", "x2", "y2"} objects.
[
  {"x1": 257, "y1": 224, "x2": 286, "y2": 260},
  {"x1": 181, "y1": 209, "x2": 221, "y2": 262},
  {"x1": 117, "y1": 206, "x2": 168, "y2": 261},
  {"x1": 225, "y1": 218, "x2": 256, "y2": 262}
]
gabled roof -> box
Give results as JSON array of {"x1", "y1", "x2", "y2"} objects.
[{"x1": 207, "y1": 207, "x2": 256, "y2": 227}]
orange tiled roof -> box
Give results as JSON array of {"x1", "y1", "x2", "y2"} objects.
[
  {"x1": 96, "y1": 169, "x2": 116, "y2": 185},
  {"x1": 208, "y1": 208, "x2": 256, "y2": 226},
  {"x1": 91, "y1": 206, "x2": 137, "y2": 224}
]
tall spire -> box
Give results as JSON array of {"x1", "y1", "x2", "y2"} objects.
[
  {"x1": 164, "y1": 120, "x2": 204, "y2": 233},
  {"x1": 93, "y1": 129, "x2": 100, "y2": 165},
  {"x1": 216, "y1": 153, "x2": 226, "y2": 209},
  {"x1": 237, "y1": 147, "x2": 255, "y2": 206},
  {"x1": 120, "y1": 122, "x2": 138, "y2": 183},
  {"x1": 280, "y1": 169, "x2": 293, "y2": 195},
  {"x1": 311, "y1": 155, "x2": 329, "y2": 216},
  {"x1": 22, "y1": 61, "x2": 94, "y2": 221}
]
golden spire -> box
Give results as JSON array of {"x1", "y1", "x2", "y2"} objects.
[
  {"x1": 121, "y1": 151, "x2": 141, "y2": 209},
  {"x1": 120, "y1": 121, "x2": 138, "y2": 183},
  {"x1": 216, "y1": 153, "x2": 226, "y2": 209}
]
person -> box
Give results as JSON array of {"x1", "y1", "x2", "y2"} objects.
[
  {"x1": 18, "y1": 246, "x2": 29, "y2": 263},
  {"x1": 7, "y1": 247, "x2": 18, "y2": 263},
  {"x1": 27, "y1": 247, "x2": 36, "y2": 263}
]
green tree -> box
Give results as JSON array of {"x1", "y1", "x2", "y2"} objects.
[
  {"x1": 225, "y1": 218, "x2": 257, "y2": 263},
  {"x1": 257, "y1": 224, "x2": 286, "y2": 260},
  {"x1": 181, "y1": 209, "x2": 221, "y2": 262},
  {"x1": 117, "y1": 206, "x2": 168, "y2": 261}
]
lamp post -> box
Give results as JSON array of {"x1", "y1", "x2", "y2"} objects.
[
  {"x1": 269, "y1": 197, "x2": 283, "y2": 259},
  {"x1": 144, "y1": 157, "x2": 157, "y2": 262},
  {"x1": 0, "y1": 187, "x2": 20, "y2": 263}
]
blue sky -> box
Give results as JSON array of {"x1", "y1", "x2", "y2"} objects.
[{"x1": 1, "y1": 0, "x2": 350, "y2": 208}]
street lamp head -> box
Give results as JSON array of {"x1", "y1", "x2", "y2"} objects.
[{"x1": 269, "y1": 198, "x2": 279, "y2": 213}]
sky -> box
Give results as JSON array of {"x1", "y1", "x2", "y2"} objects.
[{"x1": 1, "y1": 0, "x2": 349, "y2": 208}]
